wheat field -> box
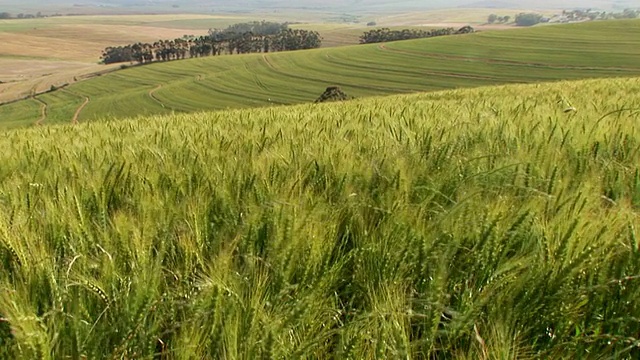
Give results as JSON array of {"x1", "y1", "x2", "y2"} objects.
[{"x1": 0, "y1": 77, "x2": 639, "y2": 358}]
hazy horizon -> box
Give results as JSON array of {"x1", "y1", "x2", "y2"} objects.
[{"x1": 3, "y1": 0, "x2": 640, "y2": 15}]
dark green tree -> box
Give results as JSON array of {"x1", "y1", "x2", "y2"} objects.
[
  {"x1": 515, "y1": 13, "x2": 543, "y2": 26},
  {"x1": 100, "y1": 20, "x2": 322, "y2": 65},
  {"x1": 101, "y1": 46, "x2": 134, "y2": 64},
  {"x1": 359, "y1": 26, "x2": 471, "y2": 44},
  {"x1": 224, "y1": 21, "x2": 288, "y2": 35}
]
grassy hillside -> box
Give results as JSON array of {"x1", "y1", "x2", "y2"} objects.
[
  {"x1": 2, "y1": 19, "x2": 640, "y2": 129},
  {"x1": 1, "y1": 77, "x2": 640, "y2": 358}
]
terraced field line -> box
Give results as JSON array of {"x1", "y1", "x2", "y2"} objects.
[
  {"x1": 262, "y1": 54, "x2": 276, "y2": 71},
  {"x1": 377, "y1": 43, "x2": 640, "y2": 71},
  {"x1": 247, "y1": 64, "x2": 268, "y2": 92},
  {"x1": 324, "y1": 51, "x2": 502, "y2": 82},
  {"x1": 33, "y1": 97, "x2": 48, "y2": 126},
  {"x1": 261, "y1": 53, "x2": 402, "y2": 92}
]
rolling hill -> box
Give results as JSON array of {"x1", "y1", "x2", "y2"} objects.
[
  {"x1": 1, "y1": 76, "x2": 639, "y2": 358},
  {"x1": 1, "y1": 19, "x2": 640, "y2": 129}
]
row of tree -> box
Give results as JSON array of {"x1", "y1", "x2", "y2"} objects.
[
  {"x1": 359, "y1": 26, "x2": 474, "y2": 44},
  {"x1": 514, "y1": 13, "x2": 545, "y2": 26},
  {"x1": 101, "y1": 21, "x2": 322, "y2": 65},
  {"x1": 560, "y1": 9, "x2": 640, "y2": 21},
  {"x1": 487, "y1": 14, "x2": 511, "y2": 24},
  {"x1": 507, "y1": 9, "x2": 640, "y2": 27},
  {"x1": 0, "y1": 11, "x2": 46, "y2": 19}
]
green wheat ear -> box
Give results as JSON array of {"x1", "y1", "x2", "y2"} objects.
[
  {"x1": 0, "y1": 238, "x2": 22, "y2": 269},
  {"x1": 82, "y1": 280, "x2": 111, "y2": 306}
]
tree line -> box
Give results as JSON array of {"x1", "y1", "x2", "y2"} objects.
[
  {"x1": 101, "y1": 21, "x2": 322, "y2": 65},
  {"x1": 514, "y1": 13, "x2": 545, "y2": 26},
  {"x1": 561, "y1": 8, "x2": 640, "y2": 21},
  {"x1": 359, "y1": 26, "x2": 475, "y2": 44},
  {"x1": 487, "y1": 14, "x2": 511, "y2": 24},
  {"x1": 0, "y1": 11, "x2": 46, "y2": 19},
  {"x1": 488, "y1": 8, "x2": 640, "y2": 27}
]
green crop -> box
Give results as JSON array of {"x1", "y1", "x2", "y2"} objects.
[{"x1": 1, "y1": 77, "x2": 639, "y2": 358}]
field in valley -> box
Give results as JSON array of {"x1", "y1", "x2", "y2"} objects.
[
  {"x1": 1, "y1": 19, "x2": 640, "y2": 129},
  {"x1": 1, "y1": 76, "x2": 639, "y2": 358}
]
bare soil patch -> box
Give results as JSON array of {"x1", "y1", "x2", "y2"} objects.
[
  {"x1": 30, "y1": 24, "x2": 206, "y2": 46},
  {"x1": 1, "y1": 24, "x2": 206, "y2": 62},
  {"x1": 0, "y1": 21, "x2": 204, "y2": 103},
  {"x1": 0, "y1": 59, "x2": 91, "y2": 81}
]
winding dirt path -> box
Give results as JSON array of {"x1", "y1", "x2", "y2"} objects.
[
  {"x1": 72, "y1": 96, "x2": 89, "y2": 124},
  {"x1": 33, "y1": 97, "x2": 48, "y2": 126},
  {"x1": 61, "y1": 88, "x2": 89, "y2": 124},
  {"x1": 377, "y1": 43, "x2": 639, "y2": 72},
  {"x1": 148, "y1": 84, "x2": 166, "y2": 108}
]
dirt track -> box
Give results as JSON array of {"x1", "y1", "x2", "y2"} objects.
[
  {"x1": 65, "y1": 91, "x2": 90, "y2": 124},
  {"x1": 33, "y1": 97, "x2": 48, "y2": 126},
  {"x1": 149, "y1": 84, "x2": 166, "y2": 108},
  {"x1": 73, "y1": 97, "x2": 89, "y2": 124}
]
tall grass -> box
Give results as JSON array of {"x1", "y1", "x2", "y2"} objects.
[{"x1": 1, "y1": 77, "x2": 639, "y2": 359}]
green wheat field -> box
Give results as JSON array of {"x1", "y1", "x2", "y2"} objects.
[{"x1": 1, "y1": 76, "x2": 639, "y2": 358}]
